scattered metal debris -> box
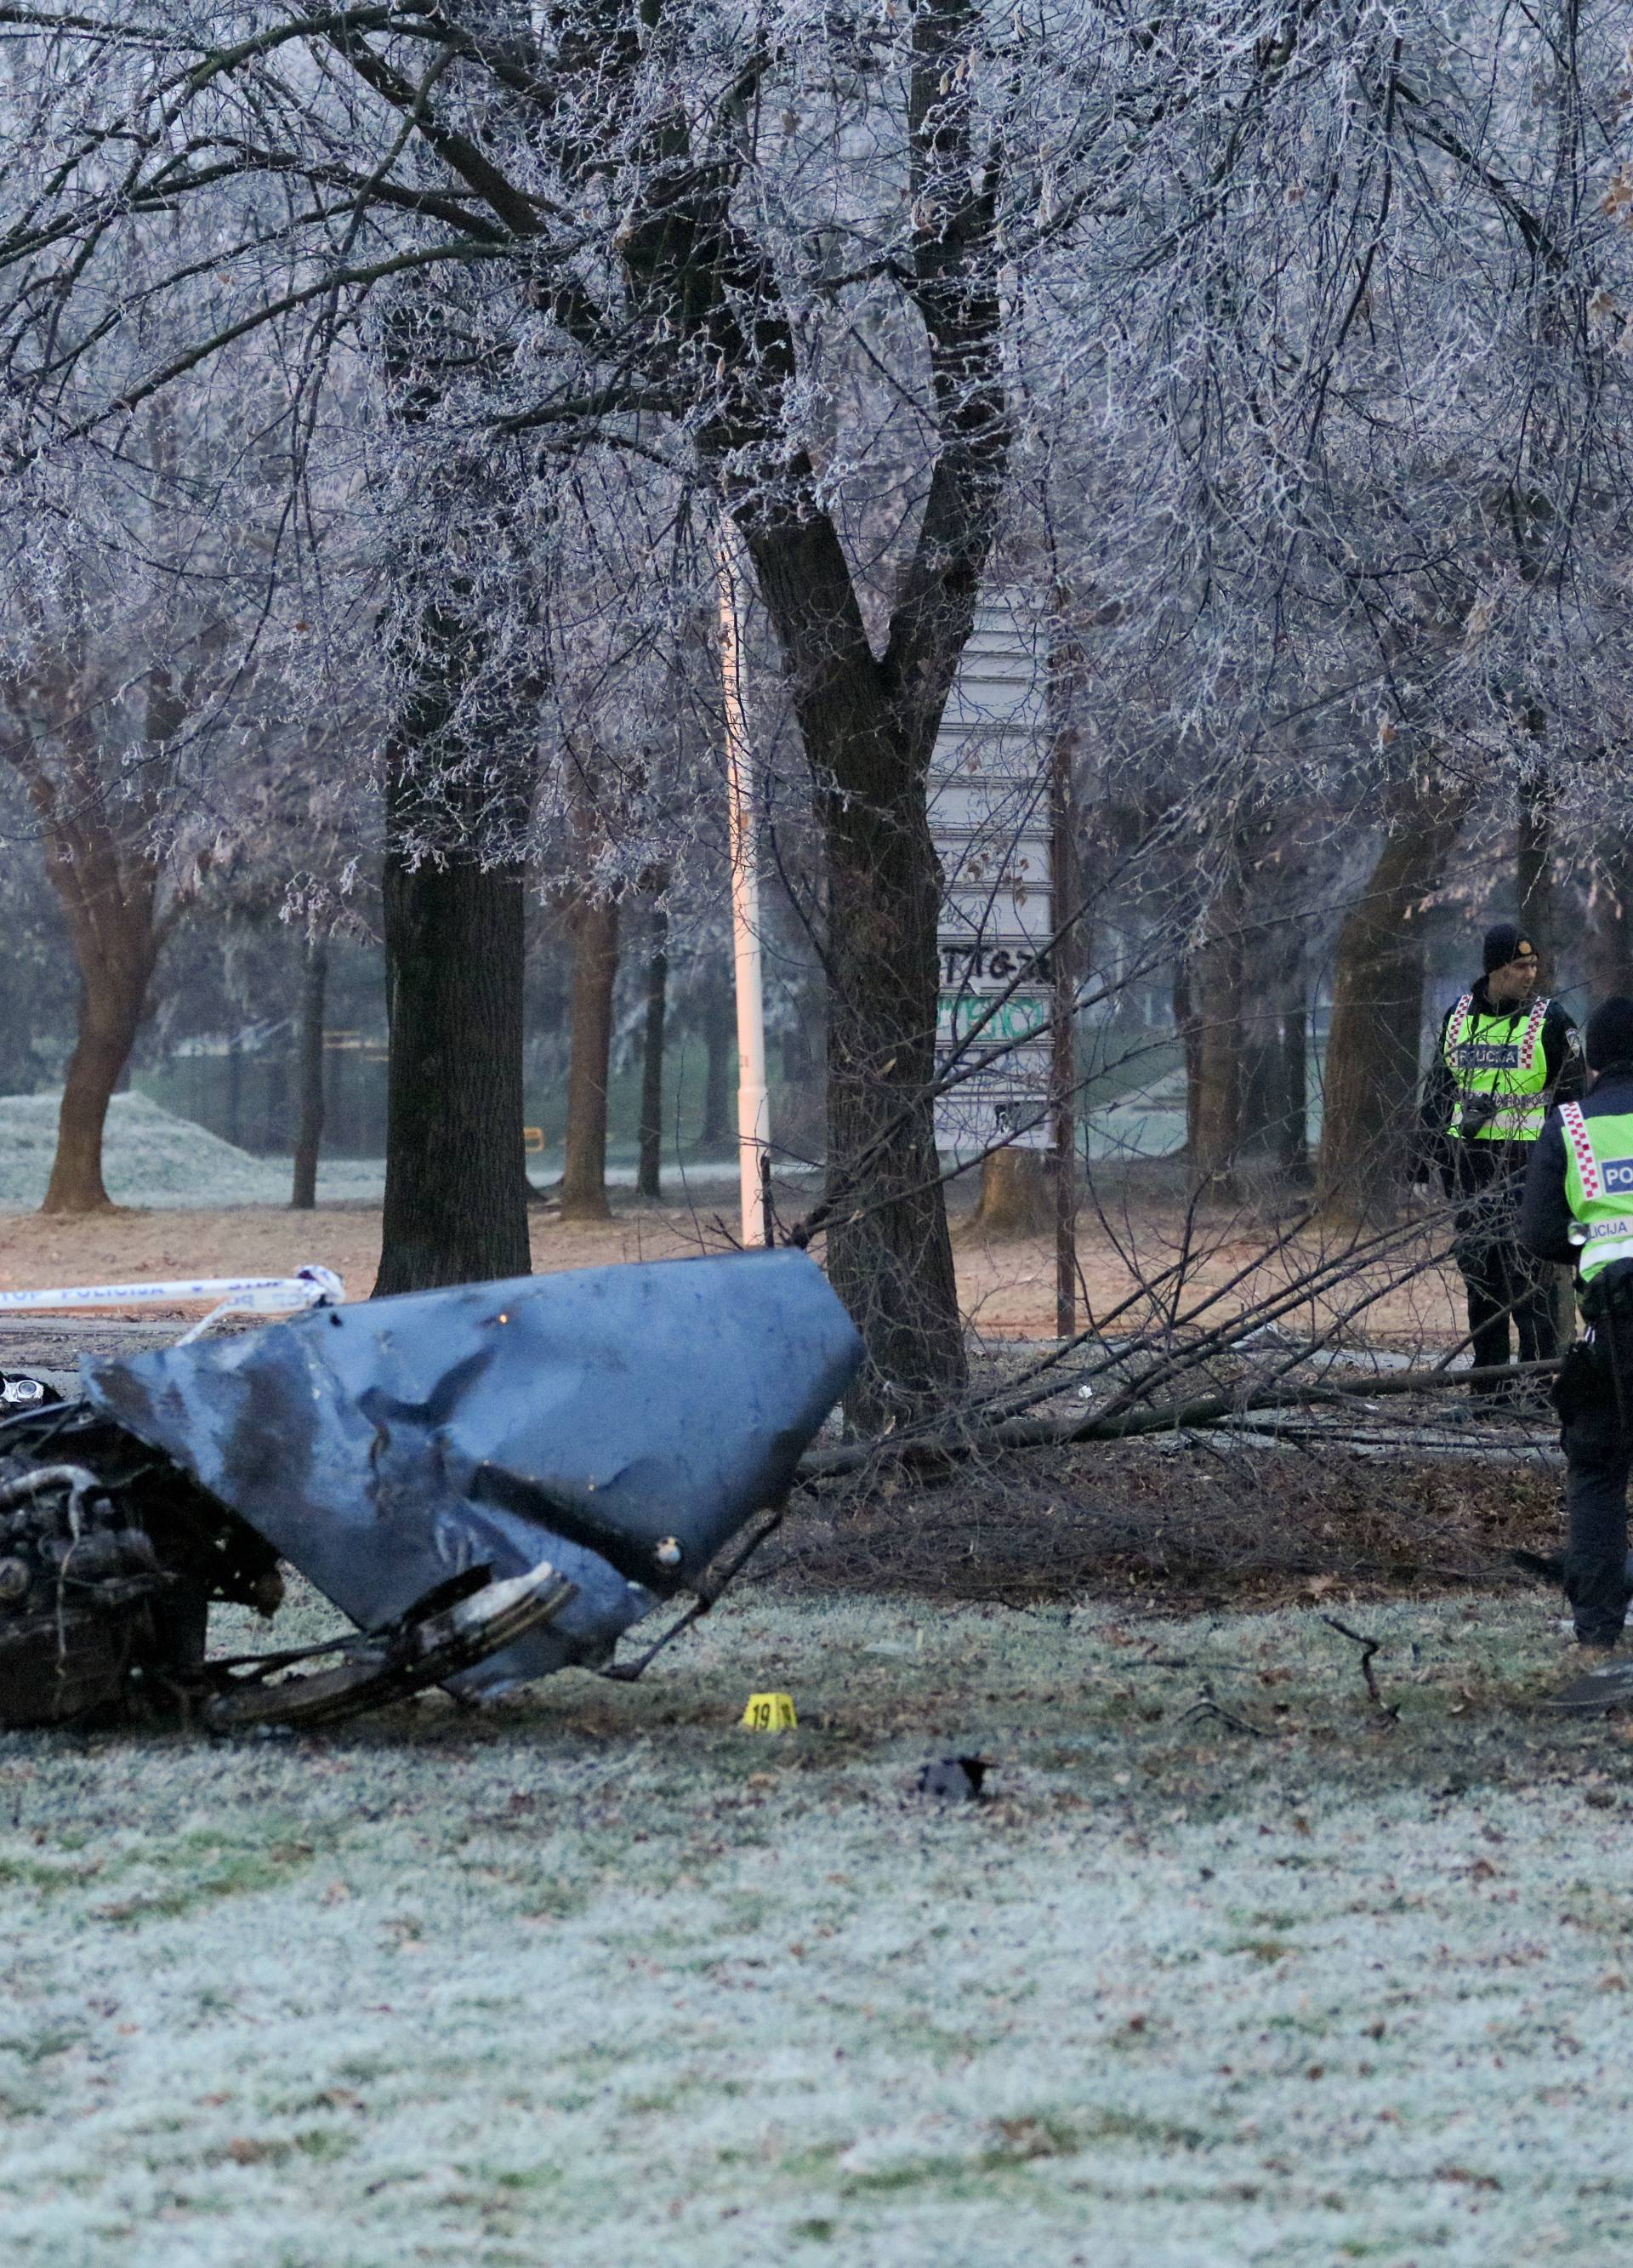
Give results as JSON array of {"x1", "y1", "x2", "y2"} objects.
[
  {"x1": 0, "y1": 1252, "x2": 862, "y2": 1733},
  {"x1": 0, "y1": 1374, "x2": 58, "y2": 1409}
]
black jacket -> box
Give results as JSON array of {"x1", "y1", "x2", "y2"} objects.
[
  {"x1": 1418, "y1": 982, "x2": 1583, "y2": 1178},
  {"x1": 1521, "y1": 1064, "x2": 1633, "y2": 1268}
]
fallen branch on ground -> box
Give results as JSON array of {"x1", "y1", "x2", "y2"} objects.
[
  {"x1": 1322, "y1": 1615, "x2": 1401, "y2": 1721},
  {"x1": 1180, "y1": 1687, "x2": 1267, "y2": 1737},
  {"x1": 799, "y1": 1358, "x2": 1561, "y2": 1483}
]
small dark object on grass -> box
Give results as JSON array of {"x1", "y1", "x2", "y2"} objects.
[{"x1": 917, "y1": 1755, "x2": 993, "y2": 1800}]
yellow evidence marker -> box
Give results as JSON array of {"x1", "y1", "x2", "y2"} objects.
[{"x1": 740, "y1": 1691, "x2": 797, "y2": 1731}]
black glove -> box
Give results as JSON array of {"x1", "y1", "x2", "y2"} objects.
[
  {"x1": 1456, "y1": 1093, "x2": 1500, "y2": 1143},
  {"x1": 1581, "y1": 1262, "x2": 1633, "y2": 1327}
]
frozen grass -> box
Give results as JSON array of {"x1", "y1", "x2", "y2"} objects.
[
  {"x1": 0, "y1": 1094, "x2": 387, "y2": 1211},
  {"x1": 2, "y1": 1585, "x2": 1631, "y2": 2265}
]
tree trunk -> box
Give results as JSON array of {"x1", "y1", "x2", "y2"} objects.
[
  {"x1": 559, "y1": 888, "x2": 621, "y2": 1222},
  {"x1": 972, "y1": 1147, "x2": 1053, "y2": 1236},
  {"x1": 1522, "y1": 778, "x2": 1573, "y2": 1354},
  {"x1": 374, "y1": 846, "x2": 531, "y2": 1294},
  {"x1": 1276, "y1": 959, "x2": 1310, "y2": 1182},
  {"x1": 701, "y1": 975, "x2": 734, "y2": 1148},
  {"x1": 265, "y1": 1048, "x2": 287, "y2": 1154},
  {"x1": 291, "y1": 933, "x2": 327, "y2": 1211},
  {"x1": 1587, "y1": 833, "x2": 1633, "y2": 1000},
  {"x1": 1239, "y1": 932, "x2": 1310, "y2": 1178},
  {"x1": 1175, "y1": 958, "x2": 1202, "y2": 1148},
  {"x1": 1187, "y1": 883, "x2": 1244, "y2": 1199},
  {"x1": 1190, "y1": 969, "x2": 1242, "y2": 1196},
  {"x1": 42, "y1": 977, "x2": 147, "y2": 1214},
  {"x1": 726, "y1": 225, "x2": 998, "y2": 1417},
  {"x1": 372, "y1": 282, "x2": 541, "y2": 1296},
  {"x1": 816, "y1": 748, "x2": 966, "y2": 1424},
  {"x1": 1517, "y1": 769, "x2": 1555, "y2": 985},
  {"x1": 636, "y1": 895, "x2": 669, "y2": 1200},
  {"x1": 743, "y1": 499, "x2": 969, "y2": 1422},
  {"x1": 1237, "y1": 920, "x2": 1280, "y2": 1161},
  {"x1": 782, "y1": 1011, "x2": 814, "y2": 1086},
  {"x1": 225, "y1": 1030, "x2": 242, "y2": 1150},
  {"x1": 1317, "y1": 773, "x2": 1471, "y2": 1218},
  {"x1": 11, "y1": 668, "x2": 175, "y2": 1217},
  {"x1": 1239, "y1": 1046, "x2": 1277, "y2": 1160}
]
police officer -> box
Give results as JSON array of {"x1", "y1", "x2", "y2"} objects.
[
  {"x1": 1419, "y1": 920, "x2": 1584, "y2": 1395},
  {"x1": 1521, "y1": 995, "x2": 1633, "y2": 1654}
]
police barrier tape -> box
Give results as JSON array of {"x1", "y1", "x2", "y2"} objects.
[{"x1": 0, "y1": 1265, "x2": 344, "y2": 1346}]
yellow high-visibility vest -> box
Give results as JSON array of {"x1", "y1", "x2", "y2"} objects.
[
  {"x1": 1442, "y1": 994, "x2": 1550, "y2": 1143},
  {"x1": 1560, "y1": 1103, "x2": 1633, "y2": 1281}
]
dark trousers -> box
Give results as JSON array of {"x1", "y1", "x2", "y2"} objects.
[
  {"x1": 1560, "y1": 1377, "x2": 1633, "y2": 1647},
  {"x1": 1448, "y1": 1152, "x2": 1559, "y2": 1387}
]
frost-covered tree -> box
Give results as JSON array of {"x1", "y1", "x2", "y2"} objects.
[
  {"x1": 0, "y1": 0, "x2": 1058, "y2": 1405},
  {"x1": 0, "y1": 390, "x2": 254, "y2": 1213},
  {"x1": 1033, "y1": 0, "x2": 1633, "y2": 1212}
]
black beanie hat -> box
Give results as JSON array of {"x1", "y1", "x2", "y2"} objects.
[
  {"x1": 1587, "y1": 997, "x2": 1633, "y2": 1072},
  {"x1": 1482, "y1": 920, "x2": 1529, "y2": 975}
]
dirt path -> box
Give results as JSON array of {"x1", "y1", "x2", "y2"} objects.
[{"x1": 0, "y1": 1202, "x2": 710, "y2": 1316}]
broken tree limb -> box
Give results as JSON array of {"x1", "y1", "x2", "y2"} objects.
[
  {"x1": 596, "y1": 1505, "x2": 790, "y2": 1684},
  {"x1": 797, "y1": 1357, "x2": 1561, "y2": 1483}
]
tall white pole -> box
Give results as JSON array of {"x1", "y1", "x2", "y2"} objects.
[{"x1": 720, "y1": 510, "x2": 771, "y2": 1247}]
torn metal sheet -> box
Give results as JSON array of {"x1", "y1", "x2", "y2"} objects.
[
  {"x1": 84, "y1": 1248, "x2": 861, "y2": 1693},
  {"x1": 0, "y1": 1251, "x2": 861, "y2": 1727}
]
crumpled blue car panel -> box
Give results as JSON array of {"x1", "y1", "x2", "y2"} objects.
[{"x1": 82, "y1": 1250, "x2": 862, "y2": 1692}]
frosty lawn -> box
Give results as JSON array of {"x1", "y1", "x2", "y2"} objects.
[{"x1": 3, "y1": 1587, "x2": 1631, "y2": 2266}]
